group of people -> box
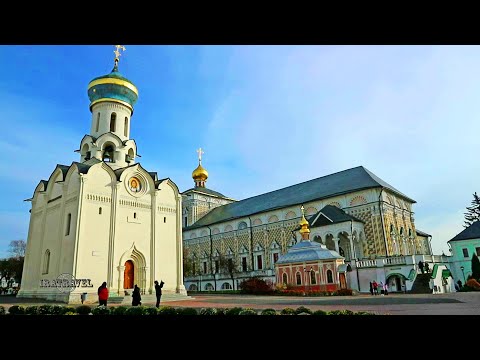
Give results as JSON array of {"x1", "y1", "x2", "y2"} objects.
[
  {"x1": 418, "y1": 260, "x2": 430, "y2": 274},
  {"x1": 369, "y1": 280, "x2": 389, "y2": 295},
  {"x1": 97, "y1": 280, "x2": 164, "y2": 308}
]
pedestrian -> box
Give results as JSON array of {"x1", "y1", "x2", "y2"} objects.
[
  {"x1": 383, "y1": 282, "x2": 388, "y2": 295},
  {"x1": 132, "y1": 284, "x2": 142, "y2": 306},
  {"x1": 457, "y1": 279, "x2": 463, "y2": 290},
  {"x1": 154, "y1": 280, "x2": 164, "y2": 308},
  {"x1": 372, "y1": 280, "x2": 378, "y2": 295},
  {"x1": 424, "y1": 262, "x2": 430, "y2": 273},
  {"x1": 97, "y1": 281, "x2": 109, "y2": 307},
  {"x1": 369, "y1": 281, "x2": 374, "y2": 295},
  {"x1": 418, "y1": 260, "x2": 424, "y2": 274},
  {"x1": 379, "y1": 281, "x2": 385, "y2": 296}
]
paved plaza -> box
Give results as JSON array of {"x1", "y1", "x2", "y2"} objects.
[{"x1": 1, "y1": 292, "x2": 480, "y2": 315}]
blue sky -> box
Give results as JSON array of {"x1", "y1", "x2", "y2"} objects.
[{"x1": 0, "y1": 45, "x2": 477, "y2": 258}]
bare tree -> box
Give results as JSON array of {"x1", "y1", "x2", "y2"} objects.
[
  {"x1": 9, "y1": 240, "x2": 26, "y2": 259},
  {"x1": 183, "y1": 247, "x2": 196, "y2": 277},
  {"x1": 218, "y1": 254, "x2": 239, "y2": 290}
]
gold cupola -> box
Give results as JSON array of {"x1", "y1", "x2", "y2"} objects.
[
  {"x1": 192, "y1": 147, "x2": 208, "y2": 187},
  {"x1": 299, "y1": 205, "x2": 310, "y2": 240}
]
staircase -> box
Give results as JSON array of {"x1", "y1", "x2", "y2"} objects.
[{"x1": 410, "y1": 273, "x2": 433, "y2": 294}]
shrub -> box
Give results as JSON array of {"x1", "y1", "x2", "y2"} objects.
[
  {"x1": 280, "y1": 307, "x2": 296, "y2": 315},
  {"x1": 177, "y1": 307, "x2": 198, "y2": 315},
  {"x1": 226, "y1": 307, "x2": 243, "y2": 316},
  {"x1": 261, "y1": 308, "x2": 277, "y2": 315},
  {"x1": 328, "y1": 310, "x2": 351, "y2": 315},
  {"x1": 334, "y1": 288, "x2": 353, "y2": 296},
  {"x1": 238, "y1": 277, "x2": 275, "y2": 295},
  {"x1": 354, "y1": 311, "x2": 374, "y2": 315},
  {"x1": 125, "y1": 306, "x2": 145, "y2": 315},
  {"x1": 51, "y1": 305, "x2": 64, "y2": 315},
  {"x1": 199, "y1": 307, "x2": 217, "y2": 315},
  {"x1": 8, "y1": 305, "x2": 25, "y2": 315},
  {"x1": 113, "y1": 306, "x2": 128, "y2": 315},
  {"x1": 143, "y1": 307, "x2": 159, "y2": 316},
  {"x1": 38, "y1": 305, "x2": 54, "y2": 315},
  {"x1": 25, "y1": 306, "x2": 39, "y2": 315},
  {"x1": 238, "y1": 308, "x2": 257, "y2": 315},
  {"x1": 61, "y1": 306, "x2": 77, "y2": 315},
  {"x1": 295, "y1": 306, "x2": 312, "y2": 315},
  {"x1": 215, "y1": 308, "x2": 227, "y2": 316},
  {"x1": 0, "y1": 306, "x2": 5, "y2": 315},
  {"x1": 76, "y1": 305, "x2": 92, "y2": 315},
  {"x1": 158, "y1": 306, "x2": 177, "y2": 316},
  {"x1": 312, "y1": 309, "x2": 328, "y2": 316},
  {"x1": 64, "y1": 312, "x2": 77, "y2": 315},
  {"x1": 466, "y1": 278, "x2": 480, "y2": 291},
  {"x1": 91, "y1": 305, "x2": 111, "y2": 315}
]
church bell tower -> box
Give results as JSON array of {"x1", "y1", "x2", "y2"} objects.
[{"x1": 77, "y1": 45, "x2": 139, "y2": 170}]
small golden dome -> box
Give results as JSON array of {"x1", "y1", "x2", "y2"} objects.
[
  {"x1": 192, "y1": 163, "x2": 208, "y2": 181},
  {"x1": 299, "y1": 205, "x2": 310, "y2": 235}
]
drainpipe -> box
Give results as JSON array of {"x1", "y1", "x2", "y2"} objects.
[{"x1": 378, "y1": 188, "x2": 389, "y2": 257}]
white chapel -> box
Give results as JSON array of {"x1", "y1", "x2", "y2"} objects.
[{"x1": 17, "y1": 46, "x2": 186, "y2": 303}]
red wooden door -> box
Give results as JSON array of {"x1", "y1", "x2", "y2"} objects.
[{"x1": 124, "y1": 260, "x2": 134, "y2": 289}]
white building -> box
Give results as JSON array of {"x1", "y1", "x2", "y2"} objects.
[{"x1": 18, "y1": 49, "x2": 186, "y2": 303}]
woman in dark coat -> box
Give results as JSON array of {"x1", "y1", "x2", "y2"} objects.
[{"x1": 132, "y1": 284, "x2": 142, "y2": 306}]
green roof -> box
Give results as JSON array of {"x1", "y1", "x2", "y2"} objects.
[
  {"x1": 186, "y1": 166, "x2": 414, "y2": 230},
  {"x1": 310, "y1": 205, "x2": 365, "y2": 227}
]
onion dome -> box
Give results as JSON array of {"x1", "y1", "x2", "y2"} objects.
[
  {"x1": 87, "y1": 54, "x2": 138, "y2": 113},
  {"x1": 192, "y1": 163, "x2": 209, "y2": 181},
  {"x1": 299, "y1": 205, "x2": 310, "y2": 236}
]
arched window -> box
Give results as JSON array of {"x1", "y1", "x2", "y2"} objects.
[
  {"x1": 327, "y1": 269, "x2": 333, "y2": 283},
  {"x1": 99, "y1": 207, "x2": 102, "y2": 215},
  {"x1": 124, "y1": 117, "x2": 128, "y2": 137},
  {"x1": 221, "y1": 282, "x2": 232, "y2": 290},
  {"x1": 205, "y1": 283, "x2": 214, "y2": 291},
  {"x1": 103, "y1": 145, "x2": 115, "y2": 162},
  {"x1": 65, "y1": 213, "x2": 71, "y2": 236},
  {"x1": 310, "y1": 270, "x2": 317, "y2": 285},
  {"x1": 282, "y1": 273, "x2": 288, "y2": 285},
  {"x1": 188, "y1": 284, "x2": 198, "y2": 291},
  {"x1": 43, "y1": 250, "x2": 50, "y2": 274},
  {"x1": 296, "y1": 272, "x2": 302, "y2": 285},
  {"x1": 96, "y1": 112, "x2": 100, "y2": 132},
  {"x1": 390, "y1": 224, "x2": 394, "y2": 233},
  {"x1": 408, "y1": 228, "x2": 412, "y2": 237},
  {"x1": 110, "y1": 113, "x2": 116, "y2": 132},
  {"x1": 400, "y1": 227, "x2": 404, "y2": 236},
  {"x1": 339, "y1": 247, "x2": 345, "y2": 257},
  {"x1": 238, "y1": 221, "x2": 247, "y2": 230}
]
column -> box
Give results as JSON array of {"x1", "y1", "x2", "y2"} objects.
[
  {"x1": 346, "y1": 234, "x2": 355, "y2": 261},
  {"x1": 333, "y1": 237, "x2": 340, "y2": 253},
  {"x1": 176, "y1": 194, "x2": 187, "y2": 295},
  {"x1": 107, "y1": 182, "x2": 120, "y2": 290},
  {"x1": 117, "y1": 265, "x2": 125, "y2": 295}
]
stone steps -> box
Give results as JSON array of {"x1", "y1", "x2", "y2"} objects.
[{"x1": 120, "y1": 293, "x2": 192, "y2": 305}]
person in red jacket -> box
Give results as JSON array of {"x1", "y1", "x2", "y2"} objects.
[{"x1": 98, "y1": 282, "x2": 109, "y2": 307}]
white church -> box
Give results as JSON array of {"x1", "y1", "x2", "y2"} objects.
[{"x1": 17, "y1": 46, "x2": 186, "y2": 303}]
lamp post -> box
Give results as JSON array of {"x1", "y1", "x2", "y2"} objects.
[{"x1": 460, "y1": 266, "x2": 466, "y2": 283}]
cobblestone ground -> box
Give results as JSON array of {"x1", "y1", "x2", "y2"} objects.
[{"x1": 1, "y1": 292, "x2": 480, "y2": 314}]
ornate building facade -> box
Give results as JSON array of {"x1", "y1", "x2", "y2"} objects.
[{"x1": 182, "y1": 161, "x2": 448, "y2": 293}]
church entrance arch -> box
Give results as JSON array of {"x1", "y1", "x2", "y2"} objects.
[
  {"x1": 124, "y1": 260, "x2": 134, "y2": 289},
  {"x1": 339, "y1": 273, "x2": 347, "y2": 289}
]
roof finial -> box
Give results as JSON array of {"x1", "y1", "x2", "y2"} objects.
[
  {"x1": 299, "y1": 204, "x2": 310, "y2": 239},
  {"x1": 113, "y1": 45, "x2": 126, "y2": 71},
  {"x1": 196, "y1": 147, "x2": 204, "y2": 164}
]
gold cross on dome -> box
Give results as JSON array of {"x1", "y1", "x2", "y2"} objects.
[
  {"x1": 114, "y1": 45, "x2": 126, "y2": 62},
  {"x1": 301, "y1": 205, "x2": 305, "y2": 215},
  {"x1": 196, "y1": 147, "x2": 204, "y2": 162}
]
